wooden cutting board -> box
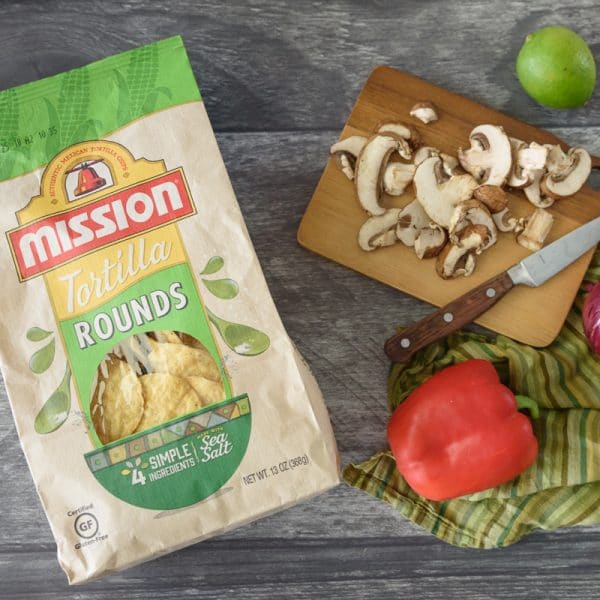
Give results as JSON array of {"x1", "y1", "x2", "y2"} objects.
[{"x1": 298, "y1": 66, "x2": 600, "y2": 347}]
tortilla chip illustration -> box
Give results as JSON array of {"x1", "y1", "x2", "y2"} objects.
[
  {"x1": 147, "y1": 340, "x2": 221, "y2": 381},
  {"x1": 153, "y1": 330, "x2": 183, "y2": 345},
  {"x1": 135, "y1": 373, "x2": 203, "y2": 432},
  {"x1": 178, "y1": 332, "x2": 205, "y2": 349},
  {"x1": 186, "y1": 375, "x2": 225, "y2": 406},
  {"x1": 90, "y1": 332, "x2": 224, "y2": 444},
  {"x1": 90, "y1": 356, "x2": 144, "y2": 444}
]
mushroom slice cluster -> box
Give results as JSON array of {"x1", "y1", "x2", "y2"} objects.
[
  {"x1": 413, "y1": 146, "x2": 460, "y2": 175},
  {"x1": 541, "y1": 147, "x2": 592, "y2": 200},
  {"x1": 508, "y1": 138, "x2": 548, "y2": 189},
  {"x1": 395, "y1": 199, "x2": 430, "y2": 246},
  {"x1": 328, "y1": 117, "x2": 593, "y2": 281},
  {"x1": 413, "y1": 156, "x2": 479, "y2": 228},
  {"x1": 436, "y1": 224, "x2": 491, "y2": 279},
  {"x1": 412, "y1": 156, "x2": 498, "y2": 277},
  {"x1": 458, "y1": 125, "x2": 512, "y2": 187},
  {"x1": 448, "y1": 199, "x2": 497, "y2": 251},
  {"x1": 473, "y1": 185, "x2": 523, "y2": 233},
  {"x1": 522, "y1": 144, "x2": 591, "y2": 208},
  {"x1": 356, "y1": 198, "x2": 448, "y2": 259},
  {"x1": 414, "y1": 224, "x2": 447, "y2": 259}
]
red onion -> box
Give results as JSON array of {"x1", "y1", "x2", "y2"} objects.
[{"x1": 582, "y1": 282, "x2": 600, "y2": 356}]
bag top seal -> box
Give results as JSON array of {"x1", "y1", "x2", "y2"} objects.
[{"x1": 0, "y1": 36, "x2": 200, "y2": 182}]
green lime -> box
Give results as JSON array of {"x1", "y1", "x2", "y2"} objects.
[{"x1": 516, "y1": 26, "x2": 596, "y2": 109}]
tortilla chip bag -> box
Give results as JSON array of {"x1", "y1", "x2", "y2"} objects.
[{"x1": 0, "y1": 37, "x2": 339, "y2": 583}]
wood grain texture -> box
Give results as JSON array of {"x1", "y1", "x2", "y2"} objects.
[
  {"x1": 0, "y1": 0, "x2": 598, "y2": 133},
  {"x1": 298, "y1": 65, "x2": 600, "y2": 347},
  {"x1": 0, "y1": 1, "x2": 599, "y2": 598}
]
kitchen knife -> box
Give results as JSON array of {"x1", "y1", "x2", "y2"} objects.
[{"x1": 384, "y1": 216, "x2": 600, "y2": 363}]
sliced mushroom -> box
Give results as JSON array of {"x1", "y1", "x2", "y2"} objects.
[
  {"x1": 436, "y1": 247, "x2": 477, "y2": 279},
  {"x1": 517, "y1": 140, "x2": 553, "y2": 207},
  {"x1": 440, "y1": 153, "x2": 461, "y2": 175},
  {"x1": 517, "y1": 208, "x2": 554, "y2": 251},
  {"x1": 508, "y1": 137, "x2": 528, "y2": 187},
  {"x1": 355, "y1": 134, "x2": 401, "y2": 216},
  {"x1": 544, "y1": 144, "x2": 570, "y2": 174},
  {"x1": 413, "y1": 146, "x2": 459, "y2": 175},
  {"x1": 523, "y1": 170, "x2": 554, "y2": 209},
  {"x1": 448, "y1": 199, "x2": 497, "y2": 251},
  {"x1": 472, "y1": 186, "x2": 522, "y2": 233},
  {"x1": 436, "y1": 224, "x2": 490, "y2": 279},
  {"x1": 492, "y1": 208, "x2": 524, "y2": 233},
  {"x1": 330, "y1": 135, "x2": 367, "y2": 180},
  {"x1": 458, "y1": 124, "x2": 513, "y2": 186},
  {"x1": 413, "y1": 146, "x2": 440, "y2": 166},
  {"x1": 395, "y1": 199, "x2": 430, "y2": 246},
  {"x1": 383, "y1": 162, "x2": 416, "y2": 195},
  {"x1": 338, "y1": 154, "x2": 355, "y2": 180},
  {"x1": 413, "y1": 156, "x2": 479, "y2": 228},
  {"x1": 409, "y1": 102, "x2": 438, "y2": 124},
  {"x1": 540, "y1": 147, "x2": 592, "y2": 199},
  {"x1": 473, "y1": 185, "x2": 507, "y2": 214},
  {"x1": 377, "y1": 122, "x2": 420, "y2": 154},
  {"x1": 519, "y1": 142, "x2": 548, "y2": 172},
  {"x1": 357, "y1": 208, "x2": 402, "y2": 251},
  {"x1": 507, "y1": 139, "x2": 548, "y2": 188},
  {"x1": 414, "y1": 224, "x2": 447, "y2": 259},
  {"x1": 377, "y1": 122, "x2": 412, "y2": 139}
]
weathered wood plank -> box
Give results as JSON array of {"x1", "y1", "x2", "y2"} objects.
[
  {"x1": 3, "y1": 531, "x2": 600, "y2": 599},
  {"x1": 0, "y1": 0, "x2": 597, "y2": 134}
]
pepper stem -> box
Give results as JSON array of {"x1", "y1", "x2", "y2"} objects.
[{"x1": 516, "y1": 395, "x2": 540, "y2": 419}]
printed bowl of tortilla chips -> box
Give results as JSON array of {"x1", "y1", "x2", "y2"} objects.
[{"x1": 91, "y1": 330, "x2": 226, "y2": 445}]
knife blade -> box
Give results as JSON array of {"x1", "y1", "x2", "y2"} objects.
[{"x1": 384, "y1": 216, "x2": 600, "y2": 363}]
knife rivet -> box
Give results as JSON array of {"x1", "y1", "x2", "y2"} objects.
[
  {"x1": 443, "y1": 312, "x2": 454, "y2": 323},
  {"x1": 400, "y1": 338, "x2": 411, "y2": 348},
  {"x1": 486, "y1": 287, "x2": 496, "y2": 298}
]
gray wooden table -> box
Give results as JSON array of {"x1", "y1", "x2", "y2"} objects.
[{"x1": 1, "y1": 1, "x2": 599, "y2": 598}]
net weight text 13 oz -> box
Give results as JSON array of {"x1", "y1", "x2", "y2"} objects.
[{"x1": 242, "y1": 454, "x2": 310, "y2": 486}]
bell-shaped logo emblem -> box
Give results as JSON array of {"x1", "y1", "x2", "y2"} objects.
[{"x1": 67, "y1": 161, "x2": 107, "y2": 197}]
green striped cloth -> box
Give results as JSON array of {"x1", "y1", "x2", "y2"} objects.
[{"x1": 343, "y1": 250, "x2": 600, "y2": 548}]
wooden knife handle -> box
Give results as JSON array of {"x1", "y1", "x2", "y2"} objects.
[
  {"x1": 384, "y1": 271, "x2": 514, "y2": 363},
  {"x1": 592, "y1": 155, "x2": 600, "y2": 169}
]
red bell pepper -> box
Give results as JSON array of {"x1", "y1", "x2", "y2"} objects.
[{"x1": 387, "y1": 359, "x2": 538, "y2": 501}]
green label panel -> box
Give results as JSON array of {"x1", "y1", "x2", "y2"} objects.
[
  {"x1": 85, "y1": 395, "x2": 251, "y2": 509},
  {"x1": 59, "y1": 262, "x2": 232, "y2": 448},
  {"x1": 0, "y1": 36, "x2": 201, "y2": 181}
]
